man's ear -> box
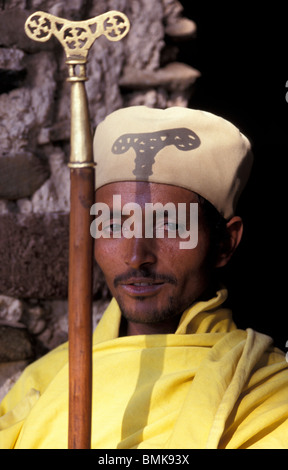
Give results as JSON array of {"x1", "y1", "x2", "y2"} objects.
[{"x1": 215, "y1": 216, "x2": 243, "y2": 268}]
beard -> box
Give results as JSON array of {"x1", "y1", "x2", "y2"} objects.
[
  {"x1": 116, "y1": 293, "x2": 184, "y2": 326},
  {"x1": 112, "y1": 268, "x2": 182, "y2": 325}
]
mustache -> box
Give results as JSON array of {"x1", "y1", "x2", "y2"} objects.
[{"x1": 114, "y1": 269, "x2": 177, "y2": 287}]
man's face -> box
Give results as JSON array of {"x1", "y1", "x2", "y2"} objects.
[{"x1": 94, "y1": 181, "x2": 215, "y2": 334}]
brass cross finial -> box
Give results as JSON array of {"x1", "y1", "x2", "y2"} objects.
[
  {"x1": 24, "y1": 10, "x2": 130, "y2": 166},
  {"x1": 25, "y1": 10, "x2": 130, "y2": 68}
]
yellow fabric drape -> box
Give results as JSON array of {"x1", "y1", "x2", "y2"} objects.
[{"x1": 0, "y1": 289, "x2": 287, "y2": 449}]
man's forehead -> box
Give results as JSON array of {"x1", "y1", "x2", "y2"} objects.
[{"x1": 95, "y1": 181, "x2": 199, "y2": 205}]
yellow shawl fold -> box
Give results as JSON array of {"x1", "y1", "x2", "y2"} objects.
[{"x1": 1, "y1": 289, "x2": 288, "y2": 449}]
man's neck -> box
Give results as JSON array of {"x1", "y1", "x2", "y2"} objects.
[{"x1": 121, "y1": 315, "x2": 182, "y2": 336}]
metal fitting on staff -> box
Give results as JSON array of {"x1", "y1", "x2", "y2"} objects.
[
  {"x1": 25, "y1": 9, "x2": 130, "y2": 169},
  {"x1": 66, "y1": 59, "x2": 88, "y2": 82}
]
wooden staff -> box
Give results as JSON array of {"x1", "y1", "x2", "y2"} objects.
[{"x1": 25, "y1": 10, "x2": 130, "y2": 449}]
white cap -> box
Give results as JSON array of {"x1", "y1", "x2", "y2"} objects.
[{"x1": 93, "y1": 106, "x2": 253, "y2": 219}]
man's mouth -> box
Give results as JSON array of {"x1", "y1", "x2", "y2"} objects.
[
  {"x1": 115, "y1": 273, "x2": 176, "y2": 297},
  {"x1": 129, "y1": 282, "x2": 158, "y2": 286},
  {"x1": 124, "y1": 278, "x2": 164, "y2": 286},
  {"x1": 119, "y1": 280, "x2": 165, "y2": 296}
]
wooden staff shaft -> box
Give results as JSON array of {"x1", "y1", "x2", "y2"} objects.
[
  {"x1": 68, "y1": 167, "x2": 94, "y2": 449},
  {"x1": 68, "y1": 78, "x2": 94, "y2": 449}
]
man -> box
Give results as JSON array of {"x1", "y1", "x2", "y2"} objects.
[{"x1": 0, "y1": 106, "x2": 287, "y2": 449}]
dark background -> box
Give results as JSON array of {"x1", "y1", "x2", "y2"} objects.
[{"x1": 179, "y1": 2, "x2": 288, "y2": 349}]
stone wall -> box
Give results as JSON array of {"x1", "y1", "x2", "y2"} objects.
[{"x1": 0, "y1": 0, "x2": 199, "y2": 400}]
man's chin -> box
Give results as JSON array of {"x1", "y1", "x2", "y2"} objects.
[{"x1": 116, "y1": 296, "x2": 180, "y2": 325}]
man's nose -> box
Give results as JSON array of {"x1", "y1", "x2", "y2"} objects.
[{"x1": 123, "y1": 237, "x2": 157, "y2": 269}]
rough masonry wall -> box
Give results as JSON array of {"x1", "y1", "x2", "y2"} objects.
[{"x1": 0, "y1": 0, "x2": 199, "y2": 399}]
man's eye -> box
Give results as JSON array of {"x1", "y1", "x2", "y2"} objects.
[
  {"x1": 155, "y1": 221, "x2": 187, "y2": 237},
  {"x1": 154, "y1": 220, "x2": 179, "y2": 237},
  {"x1": 103, "y1": 221, "x2": 122, "y2": 234},
  {"x1": 163, "y1": 222, "x2": 178, "y2": 231}
]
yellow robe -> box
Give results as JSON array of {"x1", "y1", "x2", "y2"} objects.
[{"x1": 1, "y1": 289, "x2": 288, "y2": 449}]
